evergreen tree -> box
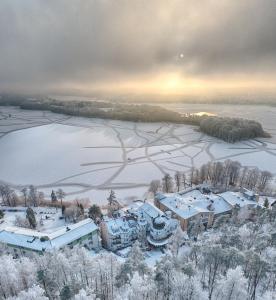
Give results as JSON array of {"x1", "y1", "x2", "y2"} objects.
[
  {"x1": 88, "y1": 204, "x2": 102, "y2": 221},
  {"x1": 107, "y1": 190, "x2": 116, "y2": 205},
  {"x1": 50, "y1": 190, "x2": 57, "y2": 203},
  {"x1": 61, "y1": 204, "x2": 66, "y2": 216},
  {"x1": 60, "y1": 285, "x2": 72, "y2": 300},
  {"x1": 0, "y1": 210, "x2": 4, "y2": 219},
  {"x1": 107, "y1": 190, "x2": 118, "y2": 216},
  {"x1": 26, "y1": 207, "x2": 37, "y2": 229},
  {"x1": 264, "y1": 197, "x2": 269, "y2": 208}
]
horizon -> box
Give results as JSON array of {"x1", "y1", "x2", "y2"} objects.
[{"x1": 1, "y1": 1, "x2": 276, "y2": 99}]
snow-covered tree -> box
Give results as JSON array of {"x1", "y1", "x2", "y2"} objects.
[
  {"x1": 26, "y1": 207, "x2": 37, "y2": 229},
  {"x1": 168, "y1": 226, "x2": 187, "y2": 257},
  {"x1": 171, "y1": 272, "x2": 207, "y2": 300},
  {"x1": 60, "y1": 285, "x2": 72, "y2": 300},
  {"x1": 73, "y1": 289, "x2": 96, "y2": 300},
  {"x1": 88, "y1": 204, "x2": 102, "y2": 221},
  {"x1": 7, "y1": 285, "x2": 48, "y2": 300},
  {"x1": 126, "y1": 272, "x2": 156, "y2": 300},
  {"x1": 213, "y1": 267, "x2": 248, "y2": 300},
  {"x1": 155, "y1": 255, "x2": 175, "y2": 299},
  {"x1": 116, "y1": 241, "x2": 148, "y2": 287}
]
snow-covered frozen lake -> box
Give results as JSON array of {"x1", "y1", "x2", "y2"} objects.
[{"x1": 0, "y1": 105, "x2": 276, "y2": 205}]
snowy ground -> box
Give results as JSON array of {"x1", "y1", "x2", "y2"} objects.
[
  {"x1": 0, "y1": 207, "x2": 66, "y2": 231},
  {"x1": 0, "y1": 106, "x2": 276, "y2": 205},
  {"x1": 93, "y1": 247, "x2": 166, "y2": 267}
]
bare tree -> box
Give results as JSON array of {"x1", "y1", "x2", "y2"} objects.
[
  {"x1": 182, "y1": 172, "x2": 187, "y2": 189},
  {"x1": 38, "y1": 192, "x2": 45, "y2": 206},
  {"x1": 189, "y1": 167, "x2": 195, "y2": 186},
  {"x1": 227, "y1": 160, "x2": 241, "y2": 186},
  {"x1": 64, "y1": 206, "x2": 81, "y2": 222},
  {"x1": 21, "y1": 187, "x2": 28, "y2": 207},
  {"x1": 245, "y1": 168, "x2": 260, "y2": 190},
  {"x1": 162, "y1": 174, "x2": 174, "y2": 193},
  {"x1": 258, "y1": 171, "x2": 272, "y2": 191},
  {"x1": 148, "y1": 180, "x2": 161, "y2": 195},
  {"x1": 0, "y1": 185, "x2": 18, "y2": 207},
  {"x1": 174, "y1": 172, "x2": 182, "y2": 192},
  {"x1": 199, "y1": 164, "x2": 208, "y2": 183},
  {"x1": 239, "y1": 167, "x2": 248, "y2": 187},
  {"x1": 28, "y1": 185, "x2": 38, "y2": 207},
  {"x1": 56, "y1": 188, "x2": 66, "y2": 207}
]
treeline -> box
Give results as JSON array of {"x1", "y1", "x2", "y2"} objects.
[
  {"x1": 149, "y1": 159, "x2": 274, "y2": 194},
  {"x1": 0, "y1": 95, "x2": 269, "y2": 142},
  {"x1": 0, "y1": 205, "x2": 275, "y2": 300},
  {"x1": 0, "y1": 185, "x2": 62, "y2": 207},
  {"x1": 199, "y1": 116, "x2": 269, "y2": 142},
  {"x1": 0, "y1": 95, "x2": 186, "y2": 123}
]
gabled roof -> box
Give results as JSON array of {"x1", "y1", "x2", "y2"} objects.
[
  {"x1": 157, "y1": 189, "x2": 233, "y2": 219},
  {"x1": 0, "y1": 219, "x2": 98, "y2": 252},
  {"x1": 219, "y1": 191, "x2": 259, "y2": 208},
  {"x1": 138, "y1": 202, "x2": 164, "y2": 219}
]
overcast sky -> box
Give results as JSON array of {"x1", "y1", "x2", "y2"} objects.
[{"x1": 1, "y1": 0, "x2": 276, "y2": 97}]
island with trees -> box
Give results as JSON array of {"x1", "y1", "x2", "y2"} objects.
[{"x1": 0, "y1": 94, "x2": 269, "y2": 142}]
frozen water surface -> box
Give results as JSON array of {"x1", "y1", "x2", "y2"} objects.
[{"x1": 0, "y1": 105, "x2": 276, "y2": 205}]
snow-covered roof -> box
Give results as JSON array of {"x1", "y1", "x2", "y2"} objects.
[
  {"x1": 147, "y1": 235, "x2": 169, "y2": 247},
  {"x1": 157, "y1": 189, "x2": 233, "y2": 219},
  {"x1": 105, "y1": 217, "x2": 138, "y2": 236},
  {"x1": 242, "y1": 188, "x2": 255, "y2": 198},
  {"x1": 138, "y1": 202, "x2": 164, "y2": 219},
  {"x1": 0, "y1": 206, "x2": 58, "y2": 214},
  {"x1": 0, "y1": 218, "x2": 98, "y2": 252},
  {"x1": 219, "y1": 191, "x2": 259, "y2": 208}
]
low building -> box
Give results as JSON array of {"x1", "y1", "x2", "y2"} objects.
[
  {"x1": 155, "y1": 188, "x2": 233, "y2": 231},
  {"x1": 155, "y1": 187, "x2": 261, "y2": 231},
  {"x1": 100, "y1": 215, "x2": 146, "y2": 251},
  {"x1": 219, "y1": 190, "x2": 260, "y2": 209},
  {"x1": 100, "y1": 202, "x2": 178, "y2": 251},
  {"x1": 0, "y1": 218, "x2": 100, "y2": 256}
]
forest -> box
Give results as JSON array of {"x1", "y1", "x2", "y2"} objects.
[
  {"x1": 0, "y1": 202, "x2": 275, "y2": 300},
  {"x1": 0, "y1": 95, "x2": 268, "y2": 142},
  {"x1": 199, "y1": 116, "x2": 269, "y2": 142}
]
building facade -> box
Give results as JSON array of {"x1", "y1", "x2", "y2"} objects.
[
  {"x1": 155, "y1": 186, "x2": 260, "y2": 231},
  {"x1": 0, "y1": 218, "x2": 100, "y2": 256},
  {"x1": 100, "y1": 202, "x2": 178, "y2": 251}
]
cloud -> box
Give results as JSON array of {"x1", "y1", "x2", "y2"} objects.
[{"x1": 0, "y1": 0, "x2": 276, "y2": 94}]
